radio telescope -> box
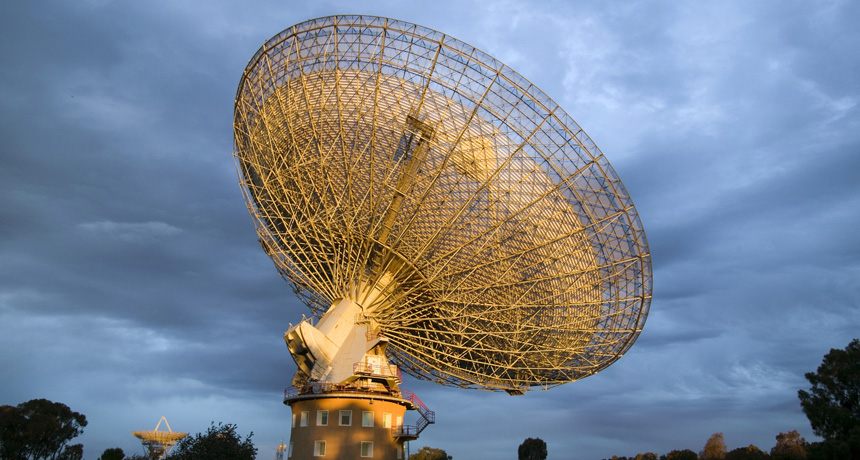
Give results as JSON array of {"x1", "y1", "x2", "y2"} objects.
[
  {"x1": 132, "y1": 416, "x2": 186, "y2": 459},
  {"x1": 234, "y1": 15, "x2": 651, "y2": 458}
]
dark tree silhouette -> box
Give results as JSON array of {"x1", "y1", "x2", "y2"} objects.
[
  {"x1": 518, "y1": 437, "x2": 547, "y2": 460},
  {"x1": 0, "y1": 399, "x2": 87, "y2": 460},
  {"x1": 659, "y1": 449, "x2": 698, "y2": 460},
  {"x1": 99, "y1": 447, "x2": 125, "y2": 460},
  {"x1": 57, "y1": 443, "x2": 83, "y2": 460},
  {"x1": 725, "y1": 444, "x2": 768, "y2": 460},
  {"x1": 805, "y1": 427, "x2": 860, "y2": 460},
  {"x1": 169, "y1": 422, "x2": 256, "y2": 460},
  {"x1": 798, "y1": 338, "x2": 860, "y2": 440}
]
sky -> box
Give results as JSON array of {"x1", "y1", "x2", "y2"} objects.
[{"x1": 1, "y1": 0, "x2": 858, "y2": 459}]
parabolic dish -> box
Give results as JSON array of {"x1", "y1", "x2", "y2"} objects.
[
  {"x1": 132, "y1": 431, "x2": 188, "y2": 444},
  {"x1": 233, "y1": 15, "x2": 652, "y2": 392}
]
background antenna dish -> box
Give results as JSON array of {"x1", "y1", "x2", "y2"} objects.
[
  {"x1": 234, "y1": 15, "x2": 651, "y2": 394},
  {"x1": 132, "y1": 416, "x2": 187, "y2": 459}
]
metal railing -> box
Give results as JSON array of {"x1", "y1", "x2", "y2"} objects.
[
  {"x1": 284, "y1": 383, "x2": 395, "y2": 400},
  {"x1": 396, "y1": 388, "x2": 434, "y2": 436},
  {"x1": 366, "y1": 327, "x2": 384, "y2": 341},
  {"x1": 353, "y1": 362, "x2": 402, "y2": 380},
  {"x1": 399, "y1": 388, "x2": 428, "y2": 412},
  {"x1": 392, "y1": 424, "x2": 418, "y2": 438}
]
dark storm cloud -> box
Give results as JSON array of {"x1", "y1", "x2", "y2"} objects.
[{"x1": 1, "y1": 0, "x2": 858, "y2": 459}]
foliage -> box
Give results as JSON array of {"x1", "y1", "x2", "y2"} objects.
[
  {"x1": 725, "y1": 444, "x2": 768, "y2": 460},
  {"x1": 57, "y1": 444, "x2": 83, "y2": 460},
  {"x1": 99, "y1": 447, "x2": 125, "y2": 460},
  {"x1": 805, "y1": 426, "x2": 860, "y2": 460},
  {"x1": 408, "y1": 446, "x2": 451, "y2": 460},
  {"x1": 0, "y1": 405, "x2": 25, "y2": 459},
  {"x1": 518, "y1": 437, "x2": 547, "y2": 460},
  {"x1": 169, "y1": 422, "x2": 256, "y2": 460},
  {"x1": 770, "y1": 430, "x2": 807, "y2": 459},
  {"x1": 0, "y1": 398, "x2": 87, "y2": 460},
  {"x1": 798, "y1": 338, "x2": 860, "y2": 440},
  {"x1": 702, "y1": 433, "x2": 728, "y2": 460},
  {"x1": 659, "y1": 449, "x2": 698, "y2": 460}
]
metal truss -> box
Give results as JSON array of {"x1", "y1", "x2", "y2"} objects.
[{"x1": 233, "y1": 15, "x2": 652, "y2": 392}]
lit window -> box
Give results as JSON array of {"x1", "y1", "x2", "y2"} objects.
[
  {"x1": 314, "y1": 440, "x2": 326, "y2": 457},
  {"x1": 300, "y1": 411, "x2": 309, "y2": 427},
  {"x1": 361, "y1": 441, "x2": 374, "y2": 457},
  {"x1": 339, "y1": 410, "x2": 352, "y2": 426},
  {"x1": 317, "y1": 410, "x2": 328, "y2": 426},
  {"x1": 288, "y1": 442, "x2": 293, "y2": 458},
  {"x1": 382, "y1": 413, "x2": 392, "y2": 428},
  {"x1": 291, "y1": 414, "x2": 296, "y2": 428},
  {"x1": 362, "y1": 411, "x2": 374, "y2": 427}
]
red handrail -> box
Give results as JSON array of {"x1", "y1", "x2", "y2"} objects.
[{"x1": 398, "y1": 388, "x2": 426, "y2": 412}]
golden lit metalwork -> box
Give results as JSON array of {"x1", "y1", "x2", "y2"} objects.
[
  {"x1": 132, "y1": 416, "x2": 187, "y2": 459},
  {"x1": 234, "y1": 15, "x2": 651, "y2": 393}
]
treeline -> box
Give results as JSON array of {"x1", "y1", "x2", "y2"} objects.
[
  {"x1": 602, "y1": 429, "x2": 807, "y2": 460},
  {"x1": 602, "y1": 339, "x2": 860, "y2": 460},
  {"x1": 0, "y1": 399, "x2": 256, "y2": 460}
]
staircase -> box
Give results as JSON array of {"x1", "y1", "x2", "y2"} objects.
[{"x1": 393, "y1": 389, "x2": 435, "y2": 439}]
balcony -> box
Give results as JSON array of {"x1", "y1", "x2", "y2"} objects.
[{"x1": 353, "y1": 361, "x2": 402, "y2": 381}]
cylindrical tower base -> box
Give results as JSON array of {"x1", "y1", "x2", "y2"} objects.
[{"x1": 286, "y1": 394, "x2": 411, "y2": 460}]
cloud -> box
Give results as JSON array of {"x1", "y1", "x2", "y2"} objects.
[
  {"x1": 1, "y1": 1, "x2": 859, "y2": 459},
  {"x1": 77, "y1": 220, "x2": 182, "y2": 242}
]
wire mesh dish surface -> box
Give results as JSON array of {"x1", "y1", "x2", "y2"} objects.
[{"x1": 234, "y1": 15, "x2": 651, "y2": 392}]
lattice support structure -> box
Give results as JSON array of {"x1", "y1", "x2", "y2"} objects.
[{"x1": 233, "y1": 15, "x2": 652, "y2": 394}]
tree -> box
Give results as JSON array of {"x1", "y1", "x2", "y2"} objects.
[
  {"x1": 518, "y1": 437, "x2": 547, "y2": 460},
  {"x1": 0, "y1": 399, "x2": 87, "y2": 460},
  {"x1": 725, "y1": 445, "x2": 768, "y2": 460},
  {"x1": 408, "y1": 446, "x2": 451, "y2": 460},
  {"x1": 57, "y1": 443, "x2": 83, "y2": 460},
  {"x1": 634, "y1": 453, "x2": 658, "y2": 460},
  {"x1": 659, "y1": 449, "x2": 698, "y2": 460},
  {"x1": 169, "y1": 422, "x2": 256, "y2": 460},
  {"x1": 99, "y1": 447, "x2": 125, "y2": 460},
  {"x1": 770, "y1": 430, "x2": 807, "y2": 459},
  {"x1": 125, "y1": 455, "x2": 151, "y2": 460},
  {"x1": 797, "y1": 338, "x2": 860, "y2": 441},
  {"x1": 0, "y1": 404, "x2": 27, "y2": 459},
  {"x1": 702, "y1": 433, "x2": 728, "y2": 460},
  {"x1": 805, "y1": 426, "x2": 860, "y2": 460}
]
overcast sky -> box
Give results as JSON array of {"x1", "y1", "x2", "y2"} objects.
[{"x1": 1, "y1": 1, "x2": 858, "y2": 459}]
